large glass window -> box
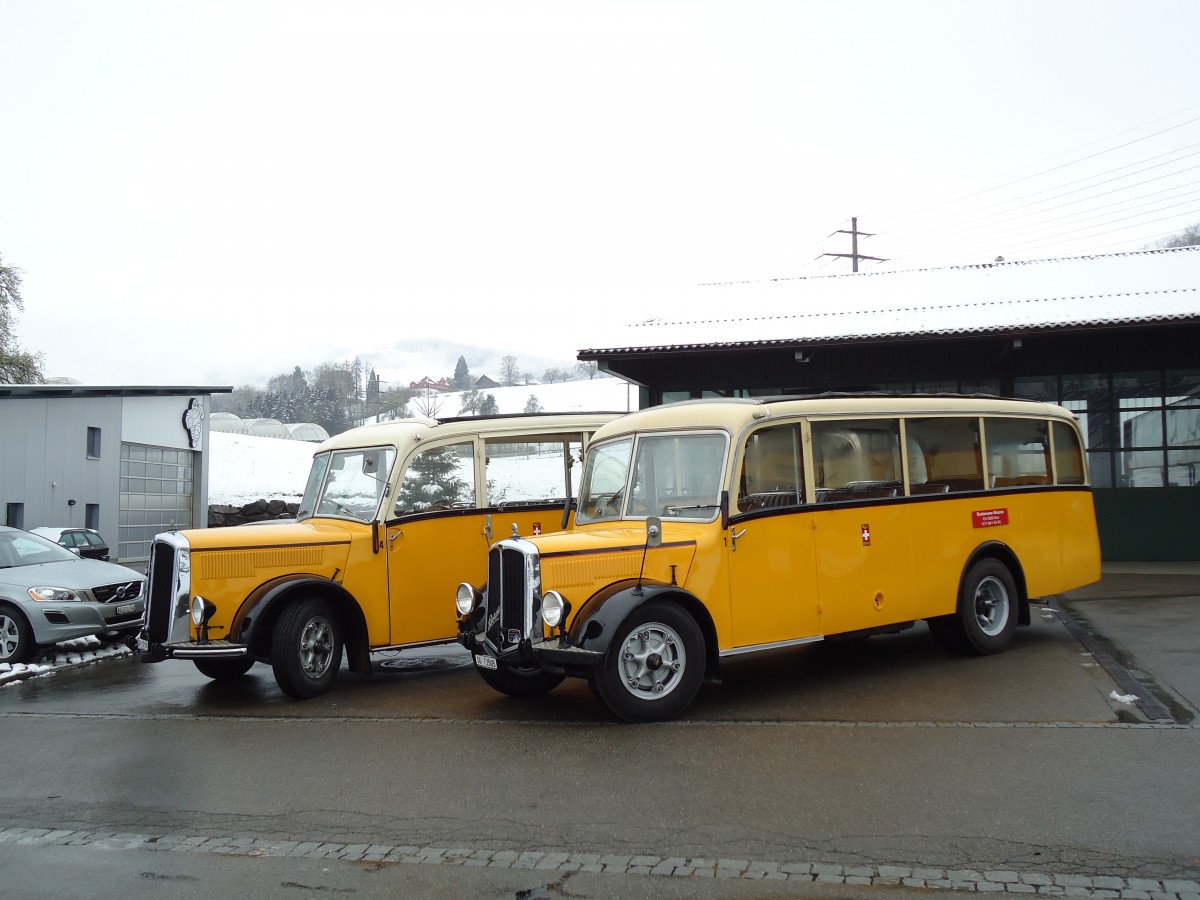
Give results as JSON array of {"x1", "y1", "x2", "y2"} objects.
[
  {"x1": 485, "y1": 436, "x2": 585, "y2": 507},
  {"x1": 577, "y1": 433, "x2": 726, "y2": 522},
  {"x1": 904, "y1": 417, "x2": 983, "y2": 493},
  {"x1": 395, "y1": 443, "x2": 473, "y2": 515},
  {"x1": 577, "y1": 438, "x2": 633, "y2": 523},
  {"x1": 812, "y1": 419, "x2": 902, "y2": 501},
  {"x1": 985, "y1": 418, "x2": 1050, "y2": 487},
  {"x1": 737, "y1": 423, "x2": 805, "y2": 512},
  {"x1": 629, "y1": 433, "x2": 725, "y2": 519},
  {"x1": 1052, "y1": 421, "x2": 1086, "y2": 485}
]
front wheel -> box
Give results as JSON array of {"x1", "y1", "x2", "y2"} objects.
[
  {"x1": 0, "y1": 607, "x2": 34, "y2": 665},
  {"x1": 194, "y1": 657, "x2": 256, "y2": 680},
  {"x1": 588, "y1": 601, "x2": 705, "y2": 723},
  {"x1": 271, "y1": 597, "x2": 344, "y2": 698},
  {"x1": 477, "y1": 663, "x2": 564, "y2": 697},
  {"x1": 929, "y1": 559, "x2": 1018, "y2": 655}
]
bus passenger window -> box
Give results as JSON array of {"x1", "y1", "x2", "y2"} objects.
[
  {"x1": 737, "y1": 423, "x2": 804, "y2": 512},
  {"x1": 904, "y1": 417, "x2": 983, "y2": 493},
  {"x1": 812, "y1": 419, "x2": 901, "y2": 501},
  {"x1": 985, "y1": 418, "x2": 1051, "y2": 487},
  {"x1": 1052, "y1": 421, "x2": 1086, "y2": 485}
]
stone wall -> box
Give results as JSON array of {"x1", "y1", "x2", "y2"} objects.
[{"x1": 208, "y1": 499, "x2": 299, "y2": 527}]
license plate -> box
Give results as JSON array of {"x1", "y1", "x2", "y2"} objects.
[
  {"x1": 115, "y1": 603, "x2": 136, "y2": 616},
  {"x1": 474, "y1": 654, "x2": 498, "y2": 670}
]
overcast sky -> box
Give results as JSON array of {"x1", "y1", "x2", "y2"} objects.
[{"x1": 3, "y1": 1, "x2": 1199, "y2": 388}]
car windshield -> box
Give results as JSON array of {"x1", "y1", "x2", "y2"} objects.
[
  {"x1": 576, "y1": 432, "x2": 728, "y2": 523},
  {"x1": 0, "y1": 529, "x2": 80, "y2": 568},
  {"x1": 296, "y1": 446, "x2": 397, "y2": 523}
]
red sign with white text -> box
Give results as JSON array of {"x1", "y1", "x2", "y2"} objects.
[{"x1": 972, "y1": 508, "x2": 1009, "y2": 528}]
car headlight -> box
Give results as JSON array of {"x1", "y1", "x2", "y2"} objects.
[
  {"x1": 28, "y1": 586, "x2": 81, "y2": 603},
  {"x1": 190, "y1": 595, "x2": 217, "y2": 626},
  {"x1": 455, "y1": 583, "x2": 479, "y2": 616},
  {"x1": 541, "y1": 590, "x2": 568, "y2": 628}
]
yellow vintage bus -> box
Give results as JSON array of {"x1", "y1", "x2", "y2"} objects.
[
  {"x1": 456, "y1": 395, "x2": 1102, "y2": 722},
  {"x1": 138, "y1": 413, "x2": 618, "y2": 697}
]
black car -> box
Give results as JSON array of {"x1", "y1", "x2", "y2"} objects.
[{"x1": 30, "y1": 527, "x2": 110, "y2": 561}]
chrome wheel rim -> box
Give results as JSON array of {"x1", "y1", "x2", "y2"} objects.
[
  {"x1": 299, "y1": 615, "x2": 335, "y2": 678},
  {"x1": 973, "y1": 575, "x2": 1010, "y2": 636},
  {"x1": 0, "y1": 615, "x2": 19, "y2": 660},
  {"x1": 616, "y1": 621, "x2": 686, "y2": 699}
]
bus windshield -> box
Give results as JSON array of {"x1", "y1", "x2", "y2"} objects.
[
  {"x1": 577, "y1": 432, "x2": 727, "y2": 523},
  {"x1": 297, "y1": 447, "x2": 396, "y2": 523}
]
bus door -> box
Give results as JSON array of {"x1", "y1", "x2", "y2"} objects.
[
  {"x1": 726, "y1": 422, "x2": 821, "y2": 648},
  {"x1": 386, "y1": 439, "x2": 488, "y2": 645},
  {"x1": 809, "y1": 419, "x2": 917, "y2": 636}
]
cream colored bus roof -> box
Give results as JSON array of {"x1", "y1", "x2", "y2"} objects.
[
  {"x1": 588, "y1": 395, "x2": 1077, "y2": 440},
  {"x1": 316, "y1": 412, "x2": 624, "y2": 454}
]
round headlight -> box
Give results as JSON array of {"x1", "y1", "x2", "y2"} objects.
[
  {"x1": 455, "y1": 583, "x2": 478, "y2": 616},
  {"x1": 541, "y1": 590, "x2": 566, "y2": 628},
  {"x1": 190, "y1": 595, "x2": 214, "y2": 626}
]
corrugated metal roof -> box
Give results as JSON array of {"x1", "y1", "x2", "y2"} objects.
[{"x1": 581, "y1": 246, "x2": 1200, "y2": 354}]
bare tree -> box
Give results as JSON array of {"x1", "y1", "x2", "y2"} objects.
[
  {"x1": 576, "y1": 360, "x2": 600, "y2": 380},
  {"x1": 0, "y1": 253, "x2": 43, "y2": 384},
  {"x1": 500, "y1": 355, "x2": 520, "y2": 386},
  {"x1": 411, "y1": 389, "x2": 444, "y2": 418}
]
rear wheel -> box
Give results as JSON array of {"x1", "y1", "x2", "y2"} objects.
[
  {"x1": 588, "y1": 601, "x2": 705, "y2": 723},
  {"x1": 477, "y1": 663, "x2": 564, "y2": 697},
  {"x1": 929, "y1": 559, "x2": 1018, "y2": 655},
  {"x1": 194, "y1": 657, "x2": 256, "y2": 680},
  {"x1": 0, "y1": 607, "x2": 34, "y2": 665},
  {"x1": 271, "y1": 597, "x2": 344, "y2": 698}
]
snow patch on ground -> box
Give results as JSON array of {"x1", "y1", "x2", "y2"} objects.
[{"x1": 0, "y1": 636, "x2": 135, "y2": 688}]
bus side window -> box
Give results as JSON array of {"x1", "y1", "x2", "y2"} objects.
[
  {"x1": 812, "y1": 419, "x2": 902, "y2": 501},
  {"x1": 737, "y1": 423, "x2": 805, "y2": 512},
  {"x1": 985, "y1": 418, "x2": 1051, "y2": 487},
  {"x1": 1052, "y1": 421, "x2": 1086, "y2": 485},
  {"x1": 905, "y1": 417, "x2": 983, "y2": 493}
]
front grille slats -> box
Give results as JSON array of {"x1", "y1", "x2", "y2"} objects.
[
  {"x1": 92, "y1": 581, "x2": 144, "y2": 604},
  {"x1": 146, "y1": 541, "x2": 177, "y2": 643},
  {"x1": 484, "y1": 543, "x2": 537, "y2": 650}
]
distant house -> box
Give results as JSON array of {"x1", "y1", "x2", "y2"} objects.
[
  {"x1": 474, "y1": 374, "x2": 501, "y2": 389},
  {"x1": 409, "y1": 376, "x2": 452, "y2": 392}
]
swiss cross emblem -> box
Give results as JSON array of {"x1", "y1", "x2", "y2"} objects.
[
  {"x1": 532, "y1": 522, "x2": 542, "y2": 535},
  {"x1": 861, "y1": 524, "x2": 871, "y2": 546}
]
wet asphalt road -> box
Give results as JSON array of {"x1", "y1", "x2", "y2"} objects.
[{"x1": 1, "y1": 596, "x2": 1197, "y2": 899}]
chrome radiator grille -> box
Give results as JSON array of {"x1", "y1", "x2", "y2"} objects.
[
  {"x1": 145, "y1": 538, "x2": 179, "y2": 644},
  {"x1": 484, "y1": 542, "x2": 538, "y2": 650}
]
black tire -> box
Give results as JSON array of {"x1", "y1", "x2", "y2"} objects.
[
  {"x1": 0, "y1": 605, "x2": 34, "y2": 665},
  {"x1": 193, "y1": 657, "x2": 256, "y2": 680},
  {"x1": 271, "y1": 597, "x2": 344, "y2": 699},
  {"x1": 929, "y1": 558, "x2": 1018, "y2": 656},
  {"x1": 588, "y1": 601, "x2": 705, "y2": 723},
  {"x1": 476, "y1": 662, "x2": 565, "y2": 697}
]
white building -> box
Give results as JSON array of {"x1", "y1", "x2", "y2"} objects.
[{"x1": 0, "y1": 385, "x2": 230, "y2": 563}]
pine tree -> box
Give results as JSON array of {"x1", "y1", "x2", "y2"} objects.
[
  {"x1": 453, "y1": 355, "x2": 472, "y2": 390},
  {"x1": 395, "y1": 445, "x2": 470, "y2": 511}
]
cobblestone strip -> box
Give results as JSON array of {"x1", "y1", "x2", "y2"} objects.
[{"x1": 2, "y1": 825, "x2": 1198, "y2": 898}]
